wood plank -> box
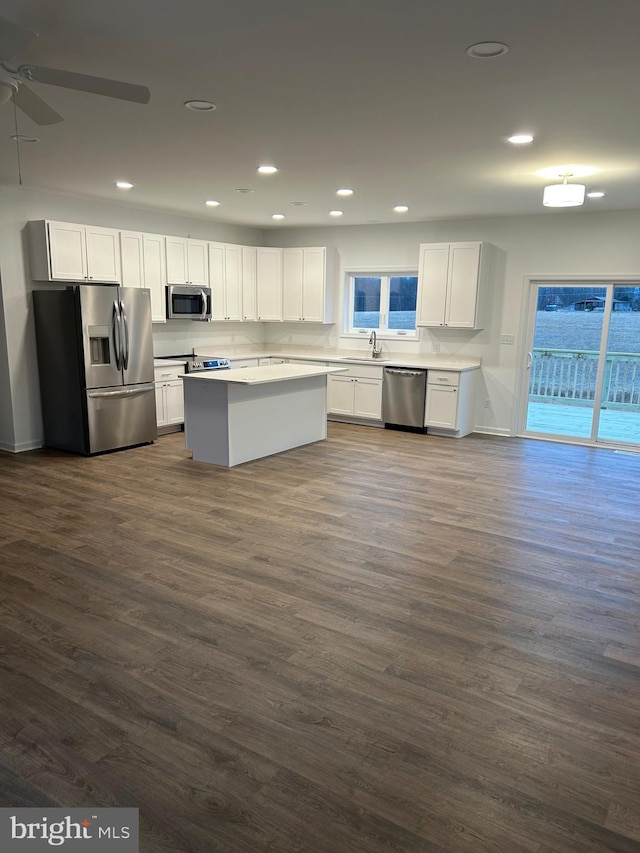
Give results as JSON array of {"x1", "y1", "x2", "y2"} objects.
[{"x1": 1, "y1": 426, "x2": 639, "y2": 852}]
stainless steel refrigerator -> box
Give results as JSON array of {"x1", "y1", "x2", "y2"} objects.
[{"x1": 33, "y1": 285, "x2": 157, "y2": 454}]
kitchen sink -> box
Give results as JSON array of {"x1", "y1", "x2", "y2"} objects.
[{"x1": 333, "y1": 356, "x2": 389, "y2": 364}]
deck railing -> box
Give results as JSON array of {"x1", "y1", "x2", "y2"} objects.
[{"x1": 529, "y1": 349, "x2": 640, "y2": 410}]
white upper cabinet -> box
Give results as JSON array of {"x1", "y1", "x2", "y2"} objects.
[
  {"x1": 165, "y1": 237, "x2": 209, "y2": 285},
  {"x1": 417, "y1": 241, "x2": 494, "y2": 329},
  {"x1": 282, "y1": 246, "x2": 335, "y2": 323},
  {"x1": 209, "y1": 242, "x2": 242, "y2": 321},
  {"x1": 256, "y1": 247, "x2": 283, "y2": 321},
  {"x1": 120, "y1": 231, "x2": 145, "y2": 288},
  {"x1": 28, "y1": 220, "x2": 121, "y2": 282},
  {"x1": 142, "y1": 233, "x2": 167, "y2": 323},
  {"x1": 119, "y1": 231, "x2": 166, "y2": 322},
  {"x1": 241, "y1": 246, "x2": 257, "y2": 321}
]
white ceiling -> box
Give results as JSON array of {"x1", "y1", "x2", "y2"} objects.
[{"x1": 2, "y1": 0, "x2": 640, "y2": 228}]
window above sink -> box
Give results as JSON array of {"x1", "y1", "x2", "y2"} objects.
[{"x1": 343, "y1": 268, "x2": 419, "y2": 340}]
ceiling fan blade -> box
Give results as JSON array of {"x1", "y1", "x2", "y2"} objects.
[
  {"x1": 13, "y1": 82, "x2": 63, "y2": 125},
  {"x1": 18, "y1": 64, "x2": 150, "y2": 104},
  {"x1": 0, "y1": 15, "x2": 38, "y2": 61}
]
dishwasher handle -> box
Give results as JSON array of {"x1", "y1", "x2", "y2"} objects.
[{"x1": 384, "y1": 368, "x2": 425, "y2": 378}]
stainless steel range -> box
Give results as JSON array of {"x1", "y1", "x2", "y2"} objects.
[
  {"x1": 186, "y1": 357, "x2": 231, "y2": 373},
  {"x1": 158, "y1": 355, "x2": 231, "y2": 373}
]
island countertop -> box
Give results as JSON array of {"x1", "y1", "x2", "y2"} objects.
[{"x1": 181, "y1": 364, "x2": 346, "y2": 386}]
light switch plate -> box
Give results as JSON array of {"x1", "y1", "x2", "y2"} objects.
[{"x1": 500, "y1": 334, "x2": 515, "y2": 345}]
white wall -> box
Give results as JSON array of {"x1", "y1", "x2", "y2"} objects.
[
  {"x1": 263, "y1": 211, "x2": 640, "y2": 434},
  {"x1": 0, "y1": 185, "x2": 263, "y2": 451},
  {"x1": 2, "y1": 184, "x2": 640, "y2": 451}
]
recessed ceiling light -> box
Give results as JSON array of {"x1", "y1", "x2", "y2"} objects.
[
  {"x1": 184, "y1": 100, "x2": 216, "y2": 111},
  {"x1": 115, "y1": 181, "x2": 134, "y2": 189},
  {"x1": 508, "y1": 134, "x2": 534, "y2": 144},
  {"x1": 236, "y1": 188, "x2": 255, "y2": 194},
  {"x1": 11, "y1": 134, "x2": 38, "y2": 143},
  {"x1": 329, "y1": 210, "x2": 344, "y2": 217},
  {"x1": 290, "y1": 201, "x2": 308, "y2": 206},
  {"x1": 336, "y1": 188, "x2": 354, "y2": 196},
  {"x1": 393, "y1": 205, "x2": 409, "y2": 213},
  {"x1": 466, "y1": 41, "x2": 508, "y2": 59},
  {"x1": 272, "y1": 213, "x2": 285, "y2": 220},
  {"x1": 205, "y1": 200, "x2": 220, "y2": 207},
  {"x1": 258, "y1": 165, "x2": 278, "y2": 174},
  {"x1": 587, "y1": 191, "x2": 605, "y2": 198}
]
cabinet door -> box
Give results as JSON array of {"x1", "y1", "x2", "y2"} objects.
[
  {"x1": 165, "y1": 236, "x2": 188, "y2": 283},
  {"x1": 165, "y1": 380, "x2": 185, "y2": 425},
  {"x1": 301, "y1": 247, "x2": 327, "y2": 322},
  {"x1": 241, "y1": 246, "x2": 257, "y2": 320},
  {"x1": 47, "y1": 221, "x2": 87, "y2": 280},
  {"x1": 425, "y1": 385, "x2": 458, "y2": 428},
  {"x1": 187, "y1": 240, "x2": 209, "y2": 285},
  {"x1": 353, "y1": 378, "x2": 383, "y2": 419},
  {"x1": 445, "y1": 243, "x2": 481, "y2": 328},
  {"x1": 120, "y1": 231, "x2": 144, "y2": 288},
  {"x1": 208, "y1": 242, "x2": 226, "y2": 320},
  {"x1": 85, "y1": 226, "x2": 121, "y2": 282},
  {"x1": 328, "y1": 375, "x2": 355, "y2": 415},
  {"x1": 256, "y1": 247, "x2": 282, "y2": 321},
  {"x1": 224, "y1": 244, "x2": 242, "y2": 321},
  {"x1": 143, "y1": 234, "x2": 167, "y2": 323},
  {"x1": 417, "y1": 243, "x2": 449, "y2": 327},
  {"x1": 283, "y1": 248, "x2": 304, "y2": 322},
  {"x1": 154, "y1": 383, "x2": 167, "y2": 426}
]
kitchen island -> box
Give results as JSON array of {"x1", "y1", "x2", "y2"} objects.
[{"x1": 181, "y1": 364, "x2": 346, "y2": 466}]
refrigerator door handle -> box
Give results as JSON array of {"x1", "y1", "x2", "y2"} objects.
[
  {"x1": 120, "y1": 300, "x2": 130, "y2": 370},
  {"x1": 88, "y1": 385, "x2": 155, "y2": 399},
  {"x1": 112, "y1": 300, "x2": 122, "y2": 370}
]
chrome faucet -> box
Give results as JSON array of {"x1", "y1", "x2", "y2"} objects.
[{"x1": 369, "y1": 330, "x2": 383, "y2": 358}]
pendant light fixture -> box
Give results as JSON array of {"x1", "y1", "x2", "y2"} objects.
[{"x1": 543, "y1": 173, "x2": 585, "y2": 207}]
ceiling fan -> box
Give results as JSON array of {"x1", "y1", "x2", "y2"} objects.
[{"x1": 0, "y1": 13, "x2": 150, "y2": 125}]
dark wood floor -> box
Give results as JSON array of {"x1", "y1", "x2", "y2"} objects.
[{"x1": 1, "y1": 424, "x2": 640, "y2": 853}]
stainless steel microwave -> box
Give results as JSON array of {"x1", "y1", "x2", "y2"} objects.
[{"x1": 166, "y1": 285, "x2": 212, "y2": 321}]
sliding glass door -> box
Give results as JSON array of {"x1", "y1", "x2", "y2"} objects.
[
  {"x1": 597, "y1": 286, "x2": 640, "y2": 443},
  {"x1": 523, "y1": 282, "x2": 640, "y2": 447}
]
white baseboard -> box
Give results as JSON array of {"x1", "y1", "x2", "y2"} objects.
[
  {"x1": 472, "y1": 426, "x2": 513, "y2": 437},
  {"x1": 0, "y1": 439, "x2": 43, "y2": 453}
]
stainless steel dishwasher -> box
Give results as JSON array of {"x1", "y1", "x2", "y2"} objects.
[{"x1": 382, "y1": 367, "x2": 428, "y2": 430}]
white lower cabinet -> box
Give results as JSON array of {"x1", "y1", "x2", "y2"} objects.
[
  {"x1": 424, "y1": 369, "x2": 476, "y2": 437},
  {"x1": 327, "y1": 363, "x2": 383, "y2": 421},
  {"x1": 231, "y1": 358, "x2": 260, "y2": 369},
  {"x1": 154, "y1": 366, "x2": 185, "y2": 432}
]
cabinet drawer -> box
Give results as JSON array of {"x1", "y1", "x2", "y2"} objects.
[
  {"x1": 427, "y1": 370, "x2": 459, "y2": 387},
  {"x1": 154, "y1": 366, "x2": 184, "y2": 381},
  {"x1": 328, "y1": 362, "x2": 383, "y2": 380}
]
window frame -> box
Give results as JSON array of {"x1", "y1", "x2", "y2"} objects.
[{"x1": 341, "y1": 265, "x2": 419, "y2": 340}]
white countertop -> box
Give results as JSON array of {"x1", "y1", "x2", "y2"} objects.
[
  {"x1": 154, "y1": 358, "x2": 187, "y2": 368},
  {"x1": 181, "y1": 364, "x2": 346, "y2": 386},
  {"x1": 206, "y1": 349, "x2": 481, "y2": 372}
]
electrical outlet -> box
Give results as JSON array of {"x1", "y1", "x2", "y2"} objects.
[
  {"x1": 484, "y1": 397, "x2": 492, "y2": 409},
  {"x1": 432, "y1": 341, "x2": 440, "y2": 352},
  {"x1": 500, "y1": 334, "x2": 515, "y2": 345}
]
